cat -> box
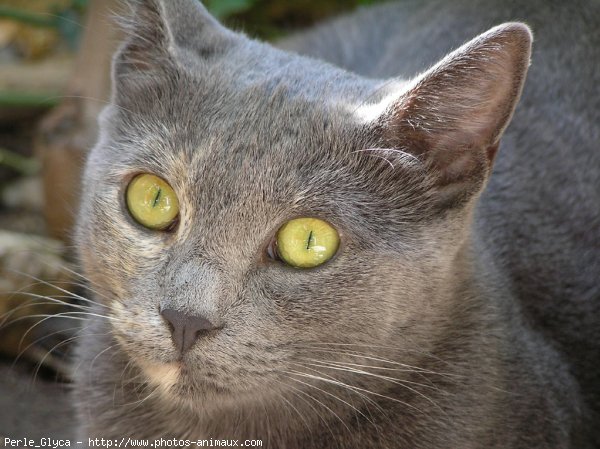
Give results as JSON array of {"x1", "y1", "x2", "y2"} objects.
[{"x1": 73, "y1": 0, "x2": 600, "y2": 447}]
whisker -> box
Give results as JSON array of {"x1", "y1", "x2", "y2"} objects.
[
  {"x1": 299, "y1": 359, "x2": 446, "y2": 415},
  {"x1": 17, "y1": 277, "x2": 113, "y2": 303},
  {"x1": 1, "y1": 313, "x2": 115, "y2": 340},
  {"x1": 23, "y1": 325, "x2": 111, "y2": 383},
  {"x1": 36, "y1": 261, "x2": 115, "y2": 302},
  {"x1": 124, "y1": 383, "x2": 162, "y2": 411},
  {"x1": 298, "y1": 341, "x2": 452, "y2": 363},
  {"x1": 270, "y1": 379, "x2": 313, "y2": 438},
  {"x1": 3, "y1": 291, "x2": 95, "y2": 314},
  {"x1": 116, "y1": 359, "x2": 144, "y2": 406},
  {"x1": 282, "y1": 374, "x2": 352, "y2": 434},
  {"x1": 16, "y1": 312, "x2": 118, "y2": 369},
  {"x1": 288, "y1": 361, "x2": 390, "y2": 421},
  {"x1": 295, "y1": 345, "x2": 460, "y2": 380},
  {"x1": 0, "y1": 300, "x2": 64, "y2": 327},
  {"x1": 284, "y1": 367, "x2": 378, "y2": 428},
  {"x1": 14, "y1": 323, "x2": 82, "y2": 365},
  {"x1": 88, "y1": 343, "x2": 121, "y2": 379},
  {"x1": 42, "y1": 95, "x2": 136, "y2": 116},
  {"x1": 31, "y1": 332, "x2": 83, "y2": 383},
  {"x1": 285, "y1": 368, "x2": 427, "y2": 416},
  {"x1": 275, "y1": 379, "x2": 337, "y2": 442},
  {"x1": 361, "y1": 152, "x2": 395, "y2": 169},
  {"x1": 300, "y1": 358, "x2": 442, "y2": 391},
  {"x1": 8, "y1": 269, "x2": 111, "y2": 310}
]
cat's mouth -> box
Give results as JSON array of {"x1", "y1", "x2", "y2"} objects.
[
  {"x1": 136, "y1": 358, "x2": 182, "y2": 393},
  {"x1": 135, "y1": 357, "x2": 236, "y2": 399}
]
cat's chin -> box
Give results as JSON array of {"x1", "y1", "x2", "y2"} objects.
[{"x1": 135, "y1": 358, "x2": 239, "y2": 402}]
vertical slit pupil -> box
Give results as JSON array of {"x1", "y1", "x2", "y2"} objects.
[
  {"x1": 306, "y1": 230, "x2": 314, "y2": 250},
  {"x1": 152, "y1": 187, "x2": 162, "y2": 208}
]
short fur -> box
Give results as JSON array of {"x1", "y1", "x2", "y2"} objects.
[{"x1": 74, "y1": 0, "x2": 600, "y2": 447}]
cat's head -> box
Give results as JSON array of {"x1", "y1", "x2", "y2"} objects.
[{"x1": 76, "y1": 0, "x2": 531, "y2": 410}]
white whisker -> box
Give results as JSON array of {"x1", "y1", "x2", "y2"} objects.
[
  {"x1": 282, "y1": 374, "x2": 352, "y2": 434},
  {"x1": 299, "y1": 359, "x2": 447, "y2": 415},
  {"x1": 285, "y1": 368, "x2": 427, "y2": 416}
]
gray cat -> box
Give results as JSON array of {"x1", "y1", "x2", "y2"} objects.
[{"x1": 73, "y1": 0, "x2": 600, "y2": 447}]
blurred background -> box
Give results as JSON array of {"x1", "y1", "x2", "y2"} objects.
[{"x1": 0, "y1": 0, "x2": 389, "y2": 438}]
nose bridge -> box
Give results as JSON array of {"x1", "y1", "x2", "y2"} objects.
[
  {"x1": 160, "y1": 260, "x2": 224, "y2": 354},
  {"x1": 163, "y1": 259, "x2": 221, "y2": 318}
]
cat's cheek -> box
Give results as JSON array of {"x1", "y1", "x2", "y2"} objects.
[
  {"x1": 77, "y1": 234, "x2": 127, "y2": 303},
  {"x1": 109, "y1": 301, "x2": 175, "y2": 361}
]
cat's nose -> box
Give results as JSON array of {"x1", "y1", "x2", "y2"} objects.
[{"x1": 160, "y1": 308, "x2": 220, "y2": 354}]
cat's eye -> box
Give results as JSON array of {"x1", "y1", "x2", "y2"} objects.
[
  {"x1": 270, "y1": 217, "x2": 340, "y2": 268},
  {"x1": 126, "y1": 174, "x2": 179, "y2": 230}
]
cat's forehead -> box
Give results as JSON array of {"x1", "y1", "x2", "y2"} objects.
[
  {"x1": 116, "y1": 41, "x2": 382, "y2": 139},
  {"x1": 199, "y1": 40, "x2": 379, "y2": 105},
  {"x1": 105, "y1": 43, "x2": 387, "y2": 178}
]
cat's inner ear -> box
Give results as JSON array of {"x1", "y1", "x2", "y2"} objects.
[
  {"x1": 113, "y1": 0, "x2": 235, "y2": 96},
  {"x1": 376, "y1": 23, "x2": 532, "y2": 207}
]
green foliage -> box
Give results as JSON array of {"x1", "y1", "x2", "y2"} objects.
[
  {"x1": 0, "y1": 1, "x2": 87, "y2": 49},
  {"x1": 212, "y1": 0, "x2": 394, "y2": 40},
  {"x1": 0, "y1": 6, "x2": 55, "y2": 27},
  {"x1": 0, "y1": 147, "x2": 40, "y2": 176},
  {"x1": 204, "y1": 0, "x2": 256, "y2": 19}
]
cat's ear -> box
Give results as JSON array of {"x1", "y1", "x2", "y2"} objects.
[
  {"x1": 374, "y1": 23, "x2": 532, "y2": 208},
  {"x1": 113, "y1": 0, "x2": 235, "y2": 99}
]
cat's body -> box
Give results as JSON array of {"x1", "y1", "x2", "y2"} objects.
[{"x1": 73, "y1": 1, "x2": 599, "y2": 448}]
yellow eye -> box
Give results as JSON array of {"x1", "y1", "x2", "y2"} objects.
[
  {"x1": 126, "y1": 174, "x2": 179, "y2": 230},
  {"x1": 275, "y1": 217, "x2": 340, "y2": 268}
]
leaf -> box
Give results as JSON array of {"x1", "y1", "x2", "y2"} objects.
[{"x1": 204, "y1": 0, "x2": 255, "y2": 19}]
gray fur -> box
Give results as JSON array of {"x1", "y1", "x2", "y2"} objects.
[{"x1": 74, "y1": 0, "x2": 599, "y2": 447}]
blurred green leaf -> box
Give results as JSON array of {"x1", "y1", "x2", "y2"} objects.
[
  {"x1": 55, "y1": 9, "x2": 82, "y2": 50},
  {"x1": 71, "y1": 0, "x2": 89, "y2": 11},
  {"x1": 0, "y1": 147, "x2": 40, "y2": 176},
  {"x1": 0, "y1": 91, "x2": 60, "y2": 108},
  {"x1": 0, "y1": 4, "x2": 83, "y2": 49},
  {"x1": 0, "y1": 6, "x2": 55, "y2": 27},
  {"x1": 205, "y1": 0, "x2": 256, "y2": 19}
]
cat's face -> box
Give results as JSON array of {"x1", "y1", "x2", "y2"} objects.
[{"x1": 76, "y1": 0, "x2": 530, "y2": 410}]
